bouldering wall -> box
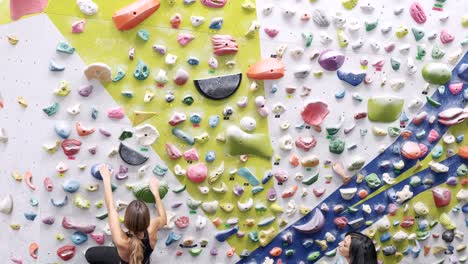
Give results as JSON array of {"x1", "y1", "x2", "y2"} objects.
[{"x1": 0, "y1": 0, "x2": 467, "y2": 264}]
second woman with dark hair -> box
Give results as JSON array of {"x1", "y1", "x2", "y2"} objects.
[{"x1": 337, "y1": 231, "x2": 378, "y2": 264}]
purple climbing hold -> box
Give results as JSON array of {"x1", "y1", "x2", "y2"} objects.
[
  {"x1": 374, "y1": 204, "x2": 386, "y2": 214},
  {"x1": 292, "y1": 209, "x2": 325, "y2": 233},
  {"x1": 318, "y1": 49, "x2": 345, "y2": 71},
  {"x1": 78, "y1": 85, "x2": 93, "y2": 97},
  {"x1": 210, "y1": 247, "x2": 218, "y2": 256},
  {"x1": 446, "y1": 176, "x2": 457, "y2": 186}
]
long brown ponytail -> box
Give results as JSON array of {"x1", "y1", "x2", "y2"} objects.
[
  {"x1": 124, "y1": 200, "x2": 150, "y2": 264},
  {"x1": 129, "y1": 235, "x2": 145, "y2": 264}
]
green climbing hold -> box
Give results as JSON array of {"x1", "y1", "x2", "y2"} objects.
[
  {"x1": 365, "y1": 19, "x2": 378, "y2": 32},
  {"x1": 119, "y1": 130, "x2": 133, "y2": 141},
  {"x1": 324, "y1": 248, "x2": 337, "y2": 257},
  {"x1": 226, "y1": 126, "x2": 273, "y2": 159},
  {"x1": 387, "y1": 127, "x2": 401, "y2": 137},
  {"x1": 457, "y1": 164, "x2": 468, "y2": 176},
  {"x1": 56, "y1": 41, "x2": 75, "y2": 54},
  {"x1": 422, "y1": 63, "x2": 452, "y2": 85},
  {"x1": 96, "y1": 212, "x2": 108, "y2": 220},
  {"x1": 417, "y1": 230, "x2": 430, "y2": 240},
  {"x1": 182, "y1": 95, "x2": 194, "y2": 105},
  {"x1": 172, "y1": 184, "x2": 186, "y2": 193},
  {"x1": 410, "y1": 176, "x2": 421, "y2": 188},
  {"x1": 152, "y1": 164, "x2": 168, "y2": 176},
  {"x1": 302, "y1": 32, "x2": 313, "y2": 47},
  {"x1": 43, "y1": 102, "x2": 59, "y2": 116},
  {"x1": 307, "y1": 251, "x2": 320, "y2": 261},
  {"x1": 416, "y1": 45, "x2": 426, "y2": 60},
  {"x1": 431, "y1": 45, "x2": 445, "y2": 60},
  {"x1": 127, "y1": 181, "x2": 169, "y2": 203},
  {"x1": 426, "y1": 96, "x2": 442, "y2": 108},
  {"x1": 367, "y1": 96, "x2": 404, "y2": 122},
  {"x1": 411, "y1": 27, "x2": 425, "y2": 41},
  {"x1": 134, "y1": 60, "x2": 150, "y2": 80},
  {"x1": 365, "y1": 173, "x2": 381, "y2": 188},
  {"x1": 248, "y1": 231, "x2": 259, "y2": 242},
  {"x1": 431, "y1": 145, "x2": 443, "y2": 159},
  {"x1": 285, "y1": 249, "x2": 295, "y2": 256},
  {"x1": 302, "y1": 172, "x2": 319, "y2": 185},
  {"x1": 112, "y1": 68, "x2": 126, "y2": 82},
  {"x1": 329, "y1": 138, "x2": 345, "y2": 154},
  {"x1": 137, "y1": 29, "x2": 150, "y2": 41},
  {"x1": 390, "y1": 57, "x2": 401, "y2": 71},
  {"x1": 189, "y1": 248, "x2": 202, "y2": 256}
]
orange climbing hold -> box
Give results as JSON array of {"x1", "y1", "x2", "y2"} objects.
[
  {"x1": 226, "y1": 247, "x2": 236, "y2": 257},
  {"x1": 458, "y1": 146, "x2": 468, "y2": 159},
  {"x1": 29, "y1": 242, "x2": 39, "y2": 259},
  {"x1": 289, "y1": 154, "x2": 300, "y2": 167},
  {"x1": 246, "y1": 57, "x2": 285, "y2": 80},
  {"x1": 269, "y1": 247, "x2": 282, "y2": 257},
  {"x1": 357, "y1": 189, "x2": 368, "y2": 199},
  {"x1": 112, "y1": 0, "x2": 160, "y2": 31}
]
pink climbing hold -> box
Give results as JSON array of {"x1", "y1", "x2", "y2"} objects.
[
  {"x1": 295, "y1": 136, "x2": 317, "y2": 151},
  {"x1": 165, "y1": 143, "x2": 182, "y2": 160},
  {"x1": 187, "y1": 163, "x2": 208, "y2": 183},
  {"x1": 334, "y1": 216, "x2": 349, "y2": 229},
  {"x1": 107, "y1": 106, "x2": 125, "y2": 119},
  {"x1": 72, "y1": 19, "x2": 86, "y2": 34},
  {"x1": 432, "y1": 187, "x2": 451, "y2": 208},
  {"x1": 177, "y1": 33, "x2": 195, "y2": 46},
  {"x1": 448, "y1": 83, "x2": 463, "y2": 95},
  {"x1": 401, "y1": 141, "x2": 428, "y2": 159},
  {"x1": 10, "y1": 0, "x2": 48, "y2": 20},
  {"x1": 90, "y1": 233, "x2": 105, "y2": 245},
  {"x1": 427, "y1": 129, "x2": 440, "y2": 143},
  {"x1": 440, "y1": 30, "x2": 455, "y2": 44},
  {"x1": 175, "y1": 216, "x2": 189, "y2": 228},
  {"x1": 173, "y1": 68, "x2": 189, "y2": 86},
  {"x1": 409, "y1": 2, "x2": 427, "y2": 24},
  {"x1": 183, "y1": 148, "x2": 199, "y2": 161},
  {"x1": 201, "y1": 0, "x2": 227, "y2": 8},
  {"x1": 274, "y1": 170, "x2": 289, "y2": 183},
  {"x1": 211, "y1": 35, "x2": 238, "y2": 56},
  {"x1": 301, "y1": 101, "x2": 329, "y2": 126},
  {"x1": 264, "y1": 28, "x2": 279, "y2": 38}
]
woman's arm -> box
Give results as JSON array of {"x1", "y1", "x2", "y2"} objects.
[
  {"x1": 148, "y1": 177, "x2": 167, "y2": 235},
  {"x1": 100, "y1": 165, "x2": 126, "y2": 245}
]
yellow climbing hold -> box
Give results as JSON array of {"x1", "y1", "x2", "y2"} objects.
[
  {"x1": 7, "y1": 35, "x2": 19, "y2": 45},
  {"x1": 132, "y1": 110, "x2": 157, "y2": 126},
  {"x1": 17, "y1": 96, "x2": 28, "y2": 107},
  {"x1": 342, "y1": 0, "x2": 358, "y2": 10}
]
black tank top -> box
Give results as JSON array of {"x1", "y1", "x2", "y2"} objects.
[{"x1": 120, "y1": 230, "x2": 154, "y2": 264}]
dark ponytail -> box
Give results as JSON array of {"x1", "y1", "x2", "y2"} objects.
[{"x1": 346, "y1": 231, "x2": 378, "y2": 264}]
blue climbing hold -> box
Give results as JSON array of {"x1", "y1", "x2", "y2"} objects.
[
  {"x1": 24, "y1": 212, "x2": 37, "y2": 221},
  {"x1": 62, "y1": 179, "x2": 80, "y2": 193},
  {"x1": 165, "y1": 232, "x2": 182, "y2": 246},
  {"x1": 91, "y1": 163, "x2": 113, "y2": 180},
  {"x1": 380, "y1": 232, "x2": 391, "y2": 242},
  {"x1": 215, "y1": 225, "x2": 239, "y2": 242},
  {"x1": 209, "y1": 115, "x2": 220, "y2": 128},
  {"x1": 205, "y1": 151, "x2": 216, "y2": 162},
  {"x1": 187, "y1": 56, "x2": 200, "y2": 66},
  {"x1": 337, "y1": 70, "x2": 366, "y2": 86},
  {"x1": 262, "y1": 171, "x2": 273, "y2": 184},
  {"x1": 209, "y1": 17, "x2": 224, "y2": 30},
  {"x1": 71, "y1": 231, "x2": 88, "y2": 245}
]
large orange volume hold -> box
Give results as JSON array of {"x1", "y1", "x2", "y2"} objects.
[
  {"x1": 246, "y1": 57, "x2": 285, "y2": 80},
  {"x1": 112, "y1": 0, "x2": 160, "y2": 31}
]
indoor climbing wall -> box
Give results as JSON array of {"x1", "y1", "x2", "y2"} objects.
[{"x1": 0, "y1": 1, "x2": 467, "y2": 264}]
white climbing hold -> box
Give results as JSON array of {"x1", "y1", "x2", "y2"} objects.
[
  {"x1": 0, "y1": 128, "x2": 8, "y2": 143},
  {"x1": 0, "y1": 194, "x2": 13, "y2": 214},
  {"x1": 240, "y1": 117, "x2": 257, "y2": 132},
  {"x1": 428, "y1": 161, "x2": 449, "y2": 173},
  {"x1": 279, "y1": 135, "x2": 293, "y2": 151},
  {"x1": 77, "y1": 0, "x2": 98, "y2": 16},
  {"x1": 339, "y1": 188, "x2": 357, "y2": 200},
  {"x1": 67, "y1": 103, "x2": 81, "y2": 115},
  {"x1": 395, "y1": 185, "x2": 413, "y2": 204},
  {"x1": 238, "y1": 198, "x2": 253, "y2": 212}
]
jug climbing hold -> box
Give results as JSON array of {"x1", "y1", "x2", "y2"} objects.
[
  {"x1": 422, "y1": 63, "x2": 451, "y2": 85},
  {"x1": 432, "y1": 187, "x2": 451, "y2": 207},
  {"x1": 318, "y1": 50, "x2": 345, "y2": 71},
  {"x1": 201, "y1": 0, "x2": 227, "y2": 8},
  {"x1": 226, "y1": 126, "x2": 273, "y2": 159},
  {"x1": 135, "y1": 124, "x2": 159, "y2": 146},
  {"x1": 112, "y1": 0, "x2": 160, "y2": 30},
  {"x1": 84, "y1": 63, "x2": 112, "y2": 83},
  {"x1": 119, "y1": 143, "x2": 149, "y2": 165},
  {"x1": 293, "y1": 208, "x2": 325, "y2": 233},
  {"x1": 246, "y1": 58, "x2": 285, "y2": 80},
  {"x1": 71, "y1": 231, "x2": 88, "y2": 245},
  {"x1": 409, "y1": 2, "x2": 426, "y2": 24},
  {"x1": 367, "y1": 96, "x2": 404, "y2": 122},
  {"x1": 57, "y1": 245, "x2": 76, "y2": 261},
  {"x1": 194, "y1": 73, "x2": 242, "y2": 100}
]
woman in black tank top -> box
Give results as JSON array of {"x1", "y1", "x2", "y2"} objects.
[{"x1": 85, "y1": 165, "x2": 167, "y2": 264}]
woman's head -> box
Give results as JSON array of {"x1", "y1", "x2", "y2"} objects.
[
  {"x1": 124, "y1": 200, "x2": 150, "y2": 264},
  {"x1": 124, "y1": 200, "x2": 150, "y2": 233},
  {"x1": 338, "y1": 232, "x2": 377, "y2": 264}
]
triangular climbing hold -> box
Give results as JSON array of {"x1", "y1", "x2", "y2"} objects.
[{"x1": 132, "y1": 111, "x2": 157, "y2": 125}]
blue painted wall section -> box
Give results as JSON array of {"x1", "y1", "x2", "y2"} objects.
[{"x1": 238, "y1": 52, "x2": 468, "y2": 264}]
